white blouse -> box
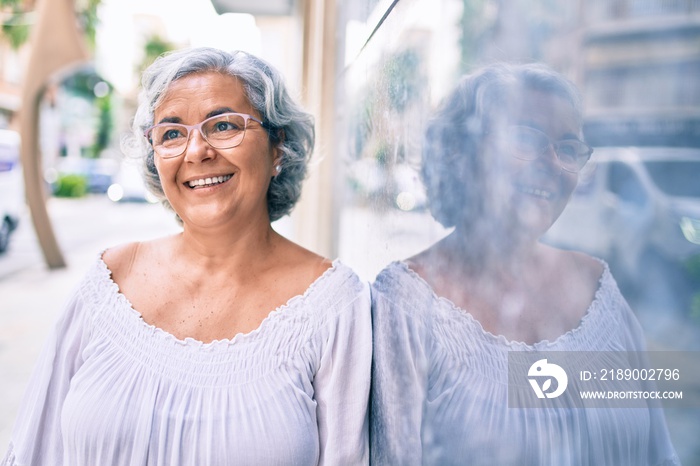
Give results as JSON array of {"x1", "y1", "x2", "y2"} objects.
[
  {"x1": 3, "y1": 256, "x2": 371, "y2": 466},
  {"x1": 370, "y1": 261, "x2": 680, "y2": 466}
]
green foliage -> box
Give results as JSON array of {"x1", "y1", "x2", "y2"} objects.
[
  {"x1": 91, "y1": 93, "x2": 113, "y2": 157},
  {"x1": 685, "y1": 256, "x2": 700, "y2": 321},
  {"x1": 684, "y1": 255, "x2": 700, "y2": 280},
  {"x1": 76, "y1": 0, "x2": 101, "y2": 49},
  {"x1": 140, "y1": 35, "x2": 175, "y2": 73},
  {"x1": 0, "y1": 0, "x2": 101, "y2": 50},
  {"x1": 54, "y1": 174, "x2": 88, "y2": 198},
  {"x1": 0, "y1": 0, "x2": 30, "y2": 50},
  {"x1": 61, "y1": 69, "x2": 105, "y2": 98},
  {"x1": 381, "y1": 49, "x2": 422, "y2": 113},
  {"x1": 690, "y1": 293, "x2": 700, "y2": 322},
  {"x1": 60, "y1": 68, "x2": 115, "y2": 158},
  {"x1": 458, "y1": 0, "x2": 493, "y2": 72}
]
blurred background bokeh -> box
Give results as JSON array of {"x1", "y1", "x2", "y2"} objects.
[{"x1": 0, "y1": 0, "x2": 698, "y2": 462}]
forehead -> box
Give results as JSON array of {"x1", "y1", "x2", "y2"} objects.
[
  {"x1": 499, "y1": 88, "x2": 581, "y2": 136},
  {"x1": 155, "y1": 71, "x2": 254, "y2": 120}
]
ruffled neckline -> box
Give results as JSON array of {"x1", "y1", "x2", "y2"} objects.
[
  {"x1": 93, "y1": 254, "x2": 343, "y2": 349},
  {"x1": 390, "y1": 258, "x2": 610, "y2": 350}
]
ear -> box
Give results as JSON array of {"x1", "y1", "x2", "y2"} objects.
[
  {"x1": 271, "y1": 129, "x2": 285, "y2": 177},
  {"x1": 271, "y1": 160, "x2": 282, "y2": 177}
]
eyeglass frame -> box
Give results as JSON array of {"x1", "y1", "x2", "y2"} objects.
[
  {"x1": 144, "y1": 112, "x2": 268, "y2": 159},
  {"x1": 493, "y1": 125, "x2": 594, "y2": 173}
]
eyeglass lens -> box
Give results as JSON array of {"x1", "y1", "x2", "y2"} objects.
[
  {"x1": 149, "y1": 113, "x2": 249, "y2": 158},
  {"x1": 506, "y1": 126, "x2": 591, "y2": 172}
]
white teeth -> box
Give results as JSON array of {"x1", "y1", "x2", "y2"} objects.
[
  {"x1": 520, "y1": 186, "x2": 552, "y2": 199},
  {"x1": 187, "y1": 174, "x2": 233, "y2": 188}
]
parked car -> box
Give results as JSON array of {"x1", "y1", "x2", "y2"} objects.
[
  {"x1": 53, "y1": 156, "x2": 118, "y2": 194},
  {"x1": 0, "y1": 129, "x2": 22, "y2": 253},
  {"x1": 544, "y1": 146, "x2": 700, "y2": 316},
  {"x1": 107, "y1": 161, "x2": 158, "y2": 203}
]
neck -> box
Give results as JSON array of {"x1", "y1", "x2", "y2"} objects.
[
  {"x1": 173, "y1": 214, "x2": 280, "y2": 277},
  {"x1": 438, "y1": 228, "x2": 544, "y2": 281}
]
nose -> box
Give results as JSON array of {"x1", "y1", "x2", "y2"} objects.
[{"x1": 183, "y1": 128, "x2": 214, "y2": 162}]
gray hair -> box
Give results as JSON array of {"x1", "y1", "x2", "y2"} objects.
[
  {"x1": 421, "y1": 62, "x2": 583, "y2": 228},
  {"x1": 123, "y1": 47, "x2": 315, "y2": 222}
]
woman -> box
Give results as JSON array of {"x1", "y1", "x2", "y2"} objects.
[
  {"x1": 370, "y1": 63, "x2": 679, "y2": 465},
  {"x1": 3, "y1": 48, "x2": 371, "y2": 465}
]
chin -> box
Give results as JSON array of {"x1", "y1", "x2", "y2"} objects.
[{"x1": 516, "y1": 201, "x2": 558, "y2": 238}]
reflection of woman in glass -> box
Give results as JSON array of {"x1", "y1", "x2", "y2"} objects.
[
  {"x1": 3, "y1": 48, "x2": 371, "y2": 465},
  {"x1": 370, "y1": 63, "x2": 679, "y2": 465}
]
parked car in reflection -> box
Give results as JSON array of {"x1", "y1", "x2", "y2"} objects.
[
  {"x1": 0, "y1": 129, "x2": 22, "y2": 253},
  {"x1": 544, "y1": 146, "x2": 700, "y2": 316}
]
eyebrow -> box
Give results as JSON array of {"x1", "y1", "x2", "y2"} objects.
[
  {"x1": 519, "y1": 122, "x2": 582, "y2": 141},
  {"x1": 556, "y1": 131, "x2": 582, "y2": 141},
  {"x1": 156, "y1": 107, "x2": 238, "y2": 125},
  {"x1": 156, "y1": 116, "x2": 182, "y2": 124},
  {"x1": 206, "y1": 107, "x2": 236, "y2": 119}
]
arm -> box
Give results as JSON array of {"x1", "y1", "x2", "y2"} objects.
[
  {"x1": 370, "y1": 289, "x2": 429, "y2": 466},
  {"x1": 314, "y1": 281, "x2": 372, "y2": 466},
  {"x1": 2, "y1": 287, "x2": 90, "y2": 466}
]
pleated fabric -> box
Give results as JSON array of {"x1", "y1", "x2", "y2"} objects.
[
  {"x1": 370, "y1": 261, "x2": 681, "y2": 466},
  {"x1": 3, "y1": 256, "x2": 372, "y2": 466}
]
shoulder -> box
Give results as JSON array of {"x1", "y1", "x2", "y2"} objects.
[
  {"x1": 101, "y1": 242, "x2": 139, "y2": 276},
  {"x1": 567, "y1": 249, "x2": 606, "y2": 282},
  {"x1": 101, "y1": 237, "x2": 176, "y2": 286},
  {"x1": 371, "y1": 261, "x2": 417, "y2": 297},
  {"x1": 273, "y1": 240, "x2": 348, "y2": 295},
  {"x1": 102, "y1": 241, "x2": 153, "y2": 289},
  {"x1": 371, "y1": 261, "x2": 435, "y2": 327},
  {"x1": 544, "y1": 245, "x2": 605, "y2": 290},
  {"x1": 552, "y1": 248, "x2": 647, "y2": 343},
  {"x1": 273, "y1": 241, "x2": 368, "y2": 316},
  {"x1": 289, "y1": 250, "x2": 336, "y2": 291}
]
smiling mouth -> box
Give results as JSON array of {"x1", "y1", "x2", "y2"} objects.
[
  {"x1": 517, "y1": 185, "x2": 553, "y2": 200},
  {"x1": 186, "y1": 174, "x2": 233, "y2": 189}
]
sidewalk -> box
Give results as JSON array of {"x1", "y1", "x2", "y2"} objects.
[{"x1": 0, "y1": 196, "x2": 179, "y2": 449}]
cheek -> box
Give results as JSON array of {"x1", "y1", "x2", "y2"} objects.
[
  {"x1": 559, "y1": 172, "x2": 579, "y2": 198},
  {"x1": 153, "y1": 159, "x2": 177, "y2": 193}
]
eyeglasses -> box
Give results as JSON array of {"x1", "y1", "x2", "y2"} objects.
[
  {"x1": 497, "y1": 125, "x2": 593, "y2": 173},
  {"x1": 144, "y1": 112, "x2": 266, "y2": 159}
]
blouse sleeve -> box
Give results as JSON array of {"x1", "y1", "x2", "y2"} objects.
[
  {"x1": 2, "y1": 285, "x2": 91, "y2": 466},
  {"x1": 370, "y1": 283, "x2": 430, "y2": 466},
  {"x1": 313, "y1": 280, "x2": 372, "y2": 466}
]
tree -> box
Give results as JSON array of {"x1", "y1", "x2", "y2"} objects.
[
  {"x1": 139, "y1": 34, "x2": 175, "y2": 74},
  {"x1": 0, "y1": 0, "x2": 101, "y2": 50},
  {"x1": 0, "y1": 0, "x2": 30, "y2": 49}
]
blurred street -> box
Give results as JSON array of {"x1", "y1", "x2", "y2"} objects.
[{"x1": 0, "y1": 196, "x2": 180, "y2": 448}]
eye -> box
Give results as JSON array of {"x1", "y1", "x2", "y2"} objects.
[
  {"x1": 508, "y1": 128, "x2": 545, "y2": 153},
  {"x1": 154, "y1": 126, "x2": 187, "y2": 145},
  {"x1": 214, "y1": 121, "x2": 234, "y2": 132},
  {"x1": 557, "y1": 143, "x2": 577, "y2": 157},
  {"x1": 211, "y1": 118, "x2": 244, "y2": 133},
  {"x1": 204, "y1": 115, "x2": 246, "y2": 140},
  {"x1": 162, "y1": 129, "x2": 183, "y2": 141}
]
